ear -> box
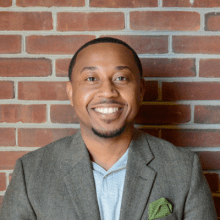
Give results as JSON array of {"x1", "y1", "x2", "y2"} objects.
[
  {"x1": 140, "y1": 78, "x2": 146, "y2": 103},
  {"x1": 66, "y1": 81, "x2": 73, "y2": 106}
]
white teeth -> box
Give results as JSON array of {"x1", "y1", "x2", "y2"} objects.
[{"x1": 94, "y1": 108, "x2": 119, "y2": 114}]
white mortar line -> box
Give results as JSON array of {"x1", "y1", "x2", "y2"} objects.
[
  {"x1": 190, "y1": 104, "x2": 195, "y2": 123},
  {"x1": 185, "y1": 147, "x2": 220, "y2": 151},
  {"x1": 142, "y1": 77, "x2": 220, "y2": 82},
  {"x1": 52, "y1": 11, "x2": 57, "y2": 31},
  {"x1": 195, "y1": 58, "x2": 200, "y2": 77},
  {"x1": 2, "y1": 7, "x2": 220, "y2": 12},
  {"x1": 0, "y1": 147, "x2": 40, "y2": 151},
  {"x1": 1, "y1": 123, "x2": 220, "y2": 130},
  {"x1": 6, "y1": 172, "x2": 10, "y2": 188},
  {"x1": 124, "y1": 11, "x2": 130, "y2": 30},
  {"x1": 158, "y1": 0, "x2": 163, "y2": 7},
  {"x1": 0, "y1": 100, "x2": 71, "y2": 104},
  {"x1": 12, "y1": 0, "x2": 16, "y2": 7},
  {"x1": 3, "y1": 100, "x2": 220, "y2": 106},
  {"x1": 14, "y1": 81, "x2": 18, "y2": 100},
  {"x1": 47, "y1": 104, "x2": 51, "y2": 123},
  {"x1": 15, "y1": 128, "x2": 18, "y2": 147},
  {"x1": 2, "y1": 30, "x2": 220, "y2": 36},
  {"x1": 85, "y1": 0, "x2": 90, "y2": 7},
  {"x1": 21, "y1": 35, "x2": 26, "y2": 54},
  {"x1": 3, "y1": 54, "x2": 220, "y2": 59},
  {"x1": 168, "y1": 35, "x2": 172, "y2": 54},
  {"x1": 0, "y1": 123, "x2": 81, "y2": 128},
  {"x1": 200, "y1": 11, "x2": 205, "y2": 31},
  {"x1": 51, "y1": 59, "x2": 56, "y2": 77},
  {"x1": 136, "y1": 124, "x2": 220, "y2": 129},
  {"x1": 3, "y1": 100, "x2": 220, "y2": 105}
]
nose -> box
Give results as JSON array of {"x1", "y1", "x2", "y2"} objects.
[{"x1": 97, "y1": 79, "x2": 119, "y2": 98}]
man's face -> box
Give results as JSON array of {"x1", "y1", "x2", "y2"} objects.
[{"x1": 67, "y1": 43, "x2": 145, "y2": 138}]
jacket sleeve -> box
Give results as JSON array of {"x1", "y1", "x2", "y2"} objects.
[
  {"x1": 0, "y1": 158, "x2": 36, "y2": 220},
  {"x1": 184, "y1": 153, "x2": 217, "y2": 219}
]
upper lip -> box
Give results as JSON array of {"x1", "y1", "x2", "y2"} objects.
[{"x1": 91, "y1": 100, "x2": 125, "y2": 109}]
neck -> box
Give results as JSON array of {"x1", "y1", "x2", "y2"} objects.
[{"x1": 81, "y1": 126, "x2": 134, "y2": 171}]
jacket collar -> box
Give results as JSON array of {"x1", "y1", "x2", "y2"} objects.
[{"x1": 63, "y1": 129, "x2": 156, "y2": 220}]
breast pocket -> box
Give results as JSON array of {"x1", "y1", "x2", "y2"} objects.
[{"x1": 155, "y1": 212, "x2": 177, "y2": 220}]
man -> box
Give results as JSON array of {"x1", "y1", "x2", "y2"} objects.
[{"x1": 0, "y1": 37, "x2": 217, "y2": 219}]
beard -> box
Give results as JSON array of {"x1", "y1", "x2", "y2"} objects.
[{"x1": 92, "y1": 125, "x2": 126, "y2": 139}]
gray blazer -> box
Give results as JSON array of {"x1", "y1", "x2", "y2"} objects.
[{"x1": 0, "y1": 129, "x2": 217, "y2": 219}]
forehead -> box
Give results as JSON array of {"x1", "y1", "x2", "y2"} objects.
[{"x1": 74, "y1": 42, "x2": 137, "y2": 67}]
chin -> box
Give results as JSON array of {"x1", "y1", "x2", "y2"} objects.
[{"x1": 92, "y1": 126, "x2": 126, "y2": 139}]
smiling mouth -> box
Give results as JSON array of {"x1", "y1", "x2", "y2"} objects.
[{"x1": 94, "y1": 107, "x2": 120, "y2": 114}]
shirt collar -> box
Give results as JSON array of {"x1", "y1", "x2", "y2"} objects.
[{"x1": 92, "y1": 148, "x2": 129, "y2": 176}]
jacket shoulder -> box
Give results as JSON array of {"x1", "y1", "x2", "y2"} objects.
[
  {"x1": 21, "y1": 134, "x2": 75, "y2": 162},
  {"x1": 139, "y1": 130, "x2": 196, "y2": 164}
]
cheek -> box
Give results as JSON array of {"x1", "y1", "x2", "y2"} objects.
[{"x1": 72, "y1": 88, "x2": 94, "y2": 112}]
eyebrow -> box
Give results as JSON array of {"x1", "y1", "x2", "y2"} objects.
[
  {"x1": 115, "y1": 66, "x2": 131, "y2": 71},
  {"x1": 80, "y1": 65, "x2": 131, "y2": 73},
  {"x1": 80, "y1": 66, "x2": 97, "y2": 73}
]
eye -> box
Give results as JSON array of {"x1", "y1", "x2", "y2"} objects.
[
  {"x1": 86, "y1": 77, "x2": 97, "y2": 81},
  {"x1": 115, "y1": 76, "x2": 127, "y2": 81}
]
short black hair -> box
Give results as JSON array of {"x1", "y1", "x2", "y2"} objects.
[{"x1": 68, "y1": 37, "x2": 143, "y2": 80}]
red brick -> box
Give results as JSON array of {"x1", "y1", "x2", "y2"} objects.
[
  {"x1": 0, "y1": 128, "x2": 15, "y2": 146},
  {"x1": 195, "y1": 106, "x2": 220, "y2": 124},
  {"x1": 162, "y1": 129, "x2": 220, "y2": 147},
  {"x1": 18, "y1": 128, "x2": 78, "y2": 147},
  {"x1": 26, "y1": 35, "x2": 95, "y2": 54},
  {"x1": 0, "y1": 105, "x2": 46, "y2": 123},
  {"x1": 162, "y1": 82, "x2": 220, "y2": 101},
  {"x1": 199, "y1": 152, "x2": 220, "y2": 170},
  {"x1": 56, "y1": 59, "x2": 71, "y2": 77},
  {"x1": 173, "y1": 36, "x2": 220, "y2": 54},
  {"x1": 50, "y1": 105, "x2": 79, "y2": 123},
  {"x1": 130, "y1": 11, "x2": 200, "y2": 31},
  {"x1": 135, "y1": 105, "x2": 191, "y2": 124},
  {"x1": 57, "y1": 12, "x2": 124, "y2": 31},
  {"x1": 0, "y1": 58, "x2": 51, "y2": 77},
  {"x1": 204, "y1": 173, "x2": 219, "y2": 192},
  {"x1": 143, "y1": 81, "x2": 158, "y2": 101},
  {"x1": 18, "y1": 82, "x2": 68, "y2": 100},
  {"x1": 0, "y1": 81, "x2": 14, "y2": 99},
  {"x1": 0, "y1": 0, "x2": 12, "y2": 7},
  {"x1": 90, "y1": 0, "x2": 157, "y2": 7},
  {"x1": 205, "y1": 13, "x2": 220, "y2": 31},
  {"x1": 163, "y1": 0, "x2": 220, "y2": 7},
  {"x1": 0, "y1": 151, "x2": 29, "y2": 170},
  {"x1": 0, "y1": 12, "x2": 52, "y2": 31},
  {"x1": 139, "y1": 129, "x2": 160, "y2": 138},
  {"x1": 0, "y1": 173, "x2": 6, "y2": 191},
  {"x1": 213, "y1": 196, "x2": 220, "y2": 216},
  {"x1": 101, "y1": 35, "x2": 168, "y2": 54},
  {"x1": 0, "y1": 35, "x2": 21, "y2": 54},
  {"x1": 17, "y1": 0, "x2": 84, "y2": 7},
  {"x1": 142, "y1": 58, "x2": 196, "y2": 77},
  {"x1": 200, "y1": 59, "x2": 220, "y2": 77}
]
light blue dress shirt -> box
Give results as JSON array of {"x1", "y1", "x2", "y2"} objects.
[{"x1": 92, "y1": 148, "x2": 129, "y2": 220}]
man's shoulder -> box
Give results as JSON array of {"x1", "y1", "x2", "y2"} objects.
[
  {"x1": 19, "y1": 132, "x2": 81, "y2": 170},
  {"x1": 137, "y1": 129, "x2": 196, "y2": 164}
]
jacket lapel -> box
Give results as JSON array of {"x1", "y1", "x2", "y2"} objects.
[
  {"x1": 119, "y1": 129, "x2": 156, "y2": 220},
  {"x1": 62, "y1": 132, "x2": 101, "y2": 220}
]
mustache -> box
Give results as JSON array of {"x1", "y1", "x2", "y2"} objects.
[{"x1": 94, "y1": 99, "x2": 125, "y2": 105}]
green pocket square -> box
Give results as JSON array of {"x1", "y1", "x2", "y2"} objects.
[{"x1": 148, "y1": 198, "x2": 172, "y2": 220}]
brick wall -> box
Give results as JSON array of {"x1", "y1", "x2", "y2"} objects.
[{"x1": 0, "y1": 0, "x2": 220, "y2": 217}]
